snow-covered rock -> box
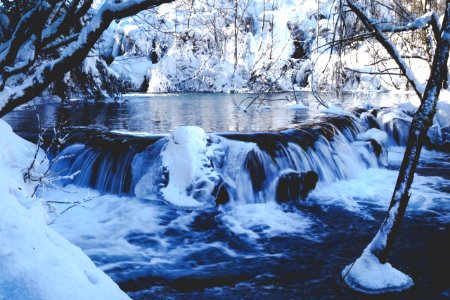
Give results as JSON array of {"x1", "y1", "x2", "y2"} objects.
[
  {"x1": 135, "y1": 126, "x2": 223, "y2": 207},
  {"x1": 161, "y1": 126, "x2": 212, "y2": 207},
  {"x1": 356, "y1": 128, "x2": 388, "y2": 145}
]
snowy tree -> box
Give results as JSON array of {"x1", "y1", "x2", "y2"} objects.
[
  {"x1": 342, "y1": 0, "x2": 450, "y2": 293},
  {"x1": 0, "y1": 0, "x2": 173, "y2": 117}
]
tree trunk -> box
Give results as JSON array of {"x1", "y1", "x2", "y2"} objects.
[
  {"x1": 234, "y1": 0, "x2": 238, "y2": 70},
  {"x1": 347, "y1": 0, "x2": 450, "y2": 264}
]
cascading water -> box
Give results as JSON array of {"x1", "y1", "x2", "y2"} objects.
[
  {"x1": 51, "y1": 143, "x2": 140, "y2": 194},
  {"x1": 50, "y1": 113, "x2": 387, "y2": 207},
  {"x1": 35, "y1": 103, "x2": 449, "y2": 300}
]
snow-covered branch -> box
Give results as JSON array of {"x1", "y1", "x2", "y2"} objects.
[
  {"x1": 0, "y1": 0, "x2": 173, "y2": 117},
  {"x1": 0, "y1": 2, "x2": 52, "y2": 70},
  {"x1": 346, "y1": 0, "x2": 430, "y2": 100},
  {"x1": 41, "y1": 0, "x2": 83, "y2": 45},
  {"x1": 377, "y1": 12, "x2": 440, "y2": 34}
]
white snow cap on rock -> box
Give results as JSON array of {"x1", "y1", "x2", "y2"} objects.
[
  {"x1": 161, "y1": 126, "x2": 214, "y2": 207},
  {"x1": 0, "y1": 119, "x2": 129, "y2": 300},
  {"x1": 356, "y1": 128, "x2": 388, "y2": 145}
]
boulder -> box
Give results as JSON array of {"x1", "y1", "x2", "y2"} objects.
[
  {"x1": 213, "y1": 180, "x2": 230, "y2": 206},
  {"x1": 276, "y1": 171, "x2": 318, "y2": 202}
]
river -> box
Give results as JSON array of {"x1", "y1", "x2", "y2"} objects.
[{"x1": 4, "y1": 92, "x2": 449, "y2": 299}]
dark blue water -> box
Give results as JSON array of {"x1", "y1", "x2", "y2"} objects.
[{"x1": 4, "y1": 93, "x2": 449, "y2": 299}]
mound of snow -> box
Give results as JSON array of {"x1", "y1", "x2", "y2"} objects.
[
  {"x1": 342, "y1": 247, "x2": 413, "y2": 294},
  {"x1": 356, "y1": 128, "x2": 388, "y2": 145},
  {"x1": 160, "y1": 126, "x2": 219, "y2": 207},
  {"x1": 0, "y1": 119, "x2": 129, "y2": 300}
]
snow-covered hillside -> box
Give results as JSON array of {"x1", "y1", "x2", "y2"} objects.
[{"x1": 72, "y1": 0, "x2": 440, "y2": 97}]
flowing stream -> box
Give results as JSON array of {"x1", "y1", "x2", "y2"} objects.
[{"x1": 4, "y1": 93, "x2": 449, "y2": 299}]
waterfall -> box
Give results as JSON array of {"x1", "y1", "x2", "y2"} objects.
[
  {"x1": 49, "y1": 113, "x2": 389, "y2": 207},
  {"x1": 51, "y1": 144, "x2": 139, "y2": 194}
]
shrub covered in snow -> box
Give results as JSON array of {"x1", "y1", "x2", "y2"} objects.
[{"x1": 83, "y1": 0, "x2": 445, "y2": 97}]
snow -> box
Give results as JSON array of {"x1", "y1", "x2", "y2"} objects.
[
  {"x1": 0, "y1": 119, "x2": 129, "y2": 300},
  {"x1": 320, "y1": 106, "x2": 352, "y2": 116},
  {"x1": 342, "y1": 247, "x2": 414, "y2": 294},
  {"x1": 110, "y1": 55, "x2": 153, "y2": 88},
  {"x1": 356, "y1": 128, "x2": 388, "y2": 145},
  {"x1": 159, "y1": 126, "x2": 217, "y2": 207}
]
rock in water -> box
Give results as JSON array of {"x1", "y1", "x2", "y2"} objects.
[
  {"x1": 276, "y1": 171, "x2": 318, "y2": 202},
  {"x1": 244, "y1": 149, "x2": 267, "y2": 192},
  {"x1": 213, "y1": 180, "x2": 230, "y2": 206}
]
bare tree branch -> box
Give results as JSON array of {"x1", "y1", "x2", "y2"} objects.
[
  {"x1": 0, "y1": 0, "x2": 174, "y2": 117},
  {"x1": 346, "y1": 0, "x2": 430, "y2": 100}
]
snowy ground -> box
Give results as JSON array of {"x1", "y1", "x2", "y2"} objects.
[{"x1": 0, "y1": 119, "x2": 129, "y2": 300}]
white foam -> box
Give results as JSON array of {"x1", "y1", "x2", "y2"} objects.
[
  {"x1": 310, "y1": 147, "x2": 449, "y2": 220},
  {"x1": 220, "y1": 202, "x2": 315, "y2": 240}
]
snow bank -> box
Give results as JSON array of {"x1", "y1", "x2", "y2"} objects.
[
  {"x1": 0, "y1": 119, "x2": 129, "y2": 300},
  {"x1": 342, "y1": 247, "x2": 413, "y2": 294}
]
